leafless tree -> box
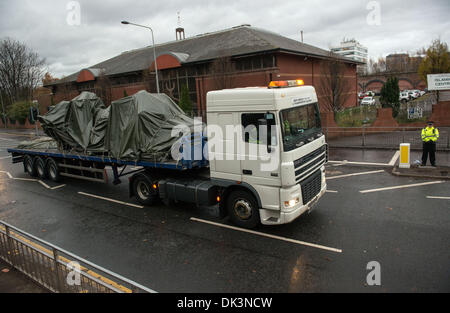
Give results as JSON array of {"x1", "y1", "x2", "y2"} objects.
[
  {"x1": 0, "y1": 37, "x2": 46, "y2": 105},
  {"x1": 318, "y1": 53, "x2": 352, "y2": 112},
  {"x1": 209, "y1": 56, "x2": 236, "y2": 90}
]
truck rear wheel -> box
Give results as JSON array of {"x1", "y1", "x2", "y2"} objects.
[
  {"x1": 46, "y1": 158, "x2": 61, "y2": 182},
  {"x1": 132, "y1": 173, "x2": 158, "y2": 205},
  {"x1": 34, "y1": 157, "x2": 47, "y2": 179},
  {"x1": 226, "y1": 190, "x2": 260, "y2": 229},
  {"x1": 24, "y1": 155, "x2": 37, "y2": 177}
]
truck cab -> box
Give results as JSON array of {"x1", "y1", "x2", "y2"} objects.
[{"x1": 206, "y1": 80, "x2": 327, "y2": 227}]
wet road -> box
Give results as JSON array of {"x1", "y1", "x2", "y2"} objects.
[{"x1": 1, "y1": 131, "x2": 449, "y2": 292}]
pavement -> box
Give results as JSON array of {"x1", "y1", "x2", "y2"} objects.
[
  {"x1": 0, "y1": 259, "x2": 47, "y2": 293},
  {"x1": 327, "y1": 127, "x2": 450, "y2": 151},
  {"x1": 0, "y1": 130, "x2": 449, "y2": 293}
]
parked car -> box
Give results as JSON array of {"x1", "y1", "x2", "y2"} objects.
[
  {"x1": 408, "y1": 90, "x2": 420, "y2": 99},
  {"x1": 419, "y1": 90, "x2": 426, "y2": 96},
  {"x1": 361, "y1": 96, "x2": 376, "y2": 105},
  {"x1": 365, "y1": 91, "x2": 375, "y2": 97},
  {"x1": 399, "y1": 91, "x2": 410, "y2": 102}
]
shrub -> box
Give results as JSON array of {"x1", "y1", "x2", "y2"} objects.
[{"x1": 6, "y1": 100, "x2": 32, "y2": 124}]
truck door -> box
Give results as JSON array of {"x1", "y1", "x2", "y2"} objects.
[{"x1": 240, "y1": 112, "x2": 280, "y2": 186}]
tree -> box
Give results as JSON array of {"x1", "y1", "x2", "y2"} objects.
[
  {"x1": 318, "y1": 53, "x2": 352, "y2": 112},
  {"x1": 418, "y1": 39, "x2": 450, "y2": 100},
  {"x1": 0, "y1": 38, "x2": 46, "y2": 105},
  {"x1": 42, "y1": 72, "x2": 58, "y2": 85},
  {"x1": 418, "y1": 39, "x2": 450, "y2": 80},
  {"x1": 380, "y1": 76, "x2": 400, "y2": 117},
  {"x1": 209, "y1": 56, "x2": 236, "y2": 90},
  {"x1": 178, "y1": 84, "x2": 192, "y2": 114}
]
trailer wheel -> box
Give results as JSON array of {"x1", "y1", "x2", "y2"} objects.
[
  {"x1": 132, "y1": 174, "x2": 158, "y2": 205},
  {"x1": 46, "y1": 158, "x2": 61, "y2": 182},
  {"x1": 34, "y1": 157, "x2": 47, "y2": 179},
  {"x1": 24, "y1": 155, "x2": 37, "y2": 177},
  {"x1": 226, "y1": 190, "x2": 260, "y2": 229}
]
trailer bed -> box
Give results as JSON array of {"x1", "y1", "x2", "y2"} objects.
[{"x1": 7, "y1": 148, "x2": 208, "y2": 170}]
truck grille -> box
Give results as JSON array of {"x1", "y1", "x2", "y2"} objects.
[
  {"x1": 294, "y1": 145, "x2": 326, "y2": 183},
  {"x1": 300, "y1": 170, "x2": 322, "y2": 205}
]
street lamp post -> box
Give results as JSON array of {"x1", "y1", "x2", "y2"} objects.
[{"x1": 121, "y1": 21, "x2": 160, "y2": 93}]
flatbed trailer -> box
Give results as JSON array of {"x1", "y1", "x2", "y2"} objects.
[{"x1": 7, "y1": 146, "x2": 219, "y2": 209}]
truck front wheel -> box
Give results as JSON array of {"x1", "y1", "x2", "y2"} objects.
[
  {"x1": 226, "y1": 190, "x2": 260, "y2": 229},
  {"x1": 132, "y1": 174, "x2": 158, "y2": 205}
]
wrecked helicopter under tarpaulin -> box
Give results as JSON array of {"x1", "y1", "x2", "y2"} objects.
[
  {"x1": 34, "y1": 90, "x2": 197, "y2": 162},
  {"x1": 38, "y1": 91, "x2": 107, "y2": 152}
]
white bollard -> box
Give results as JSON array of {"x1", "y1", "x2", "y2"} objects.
[{"x1": 399, "y1": 143, "x2": 410, "y2": 168}]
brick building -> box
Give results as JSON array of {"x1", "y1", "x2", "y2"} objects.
[{"x1": 43, "y1": 25, "x2": 361, "y2": 117}]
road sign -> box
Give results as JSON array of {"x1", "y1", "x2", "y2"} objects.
[{"x1": 427, "y1": 73, "x2": 450, "y2": 91}]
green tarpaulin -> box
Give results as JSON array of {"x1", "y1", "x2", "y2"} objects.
[{"x1": 36, "y1": 90, "x2": 195, "y2": 162}]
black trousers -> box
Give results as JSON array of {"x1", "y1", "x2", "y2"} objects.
[{"x1": 422, "y1": 141, "x2": 436, "y2": 166}]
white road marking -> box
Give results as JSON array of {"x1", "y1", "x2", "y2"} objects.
[
  {"x1": 426, "y1": 196, "x2": 450, "y2": 200},
  {"x1": 326, "y1": 190, "x2": 338, "y2": 193},
  {"x1": 389, "y1": 151, "x2": 400, "y2": 166},
  {"x1": 12, "y1": 177, "x2": 38, "y2": 182},
  {"x1": 50, "y1": 184, "x2": 66, "y2": 190},
  {"x1": 38, "y1": 180, "x2": 51, "y2": 189},
  {"x1": 328, "y1": 160, "x2": 390, "y2": 166},
  {"x1": 0, "y1": 171, "x2": 13, "y2": 179},
  {"x1": 327, "y1": 170, "x2": 385, "y2": 180},
  {"x1": 0, "y1": 170, "x2": 65, "y2": 189},
  {"x1": 360, "y1": 181, "x2": 445, "y2": 194},
  {"x1": 78, "y1": 192, "x2": 144, "y2": 209},
  {"x1": 190, "y1": 217, "x2": 342, "y2": 253},
  {"x1": 0, "y1": 156, "x2": 11, "y2": 160}
]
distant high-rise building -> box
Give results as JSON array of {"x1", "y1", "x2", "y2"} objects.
[{"x1": 331, "y1": 39, "x2": 368, "y2": 73}]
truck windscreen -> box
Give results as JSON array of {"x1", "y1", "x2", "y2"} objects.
[{"x1": 280, "y1": 102, "x2": 322, "y2": 152}]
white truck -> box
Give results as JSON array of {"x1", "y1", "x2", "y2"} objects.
[{"x1": 8, "y1": 80, "x2": 328, "y2": 228}]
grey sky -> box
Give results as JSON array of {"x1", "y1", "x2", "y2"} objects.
[{"x1": 1, "y1": 0, "x2": 449, "y2": 78}]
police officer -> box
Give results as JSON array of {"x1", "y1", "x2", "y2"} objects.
[{"x1": 421, "y1": 121, "x2": 439, "y2": 167}]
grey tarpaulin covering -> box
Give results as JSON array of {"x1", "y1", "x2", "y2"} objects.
[
  {"x1": 17, "y1": 137, "x2": 58, "y2": 150},
  {"x1": 38, "y1": 92, "x2": 106, "y2": 152},
  {"x1": 37, "y1": 90, "x2": 195, "y2": 162},
  {"x1": 106, "y1": 90, "x2": 195, "y2": 161}
]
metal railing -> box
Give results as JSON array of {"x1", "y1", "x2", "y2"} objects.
[
  {"x1": 0, "y1": 220, "x2": 156, "y2": 293},
  {"x1": 324, "y1": 127, "x2": 450, "y2": 150}
]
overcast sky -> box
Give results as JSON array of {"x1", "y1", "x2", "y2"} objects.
[{"x1": 1, "y1": 0, "x2": 449, "y2": 78}]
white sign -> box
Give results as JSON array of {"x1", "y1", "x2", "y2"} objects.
[{"x1": 427, "y1": 73, "x2": 450, "y2": 90}]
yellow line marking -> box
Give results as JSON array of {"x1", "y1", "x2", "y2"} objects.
[{"x1": 0, "y1": 225, "x2": 131, "y2": 293}]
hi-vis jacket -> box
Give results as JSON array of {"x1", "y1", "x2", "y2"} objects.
[{"x1": 421, "y1": 126, "x2": 439, "y2": 142}]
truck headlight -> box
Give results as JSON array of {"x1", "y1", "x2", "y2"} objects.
[{"x1": 284, "y1": 197, "x2": 299, "y2": 208}]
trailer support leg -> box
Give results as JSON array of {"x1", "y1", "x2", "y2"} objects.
[{"x1": 112, "y1": 165, "x2": 121, "y2": 185}]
